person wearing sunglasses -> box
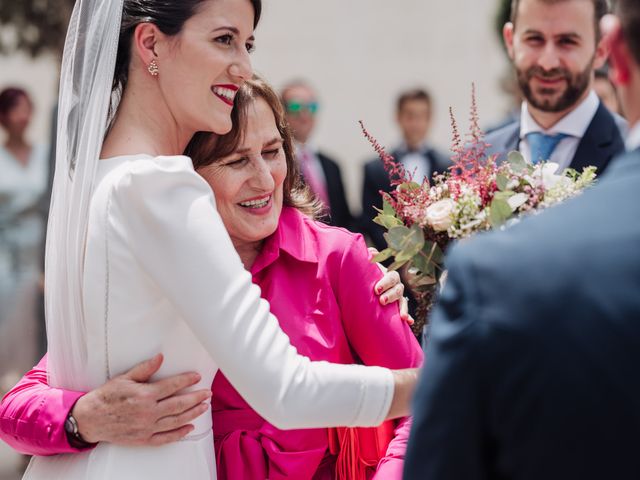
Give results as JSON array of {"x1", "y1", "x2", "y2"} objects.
[{"x1": 281, "y1": 80, "x2": 354, "y2": 230}]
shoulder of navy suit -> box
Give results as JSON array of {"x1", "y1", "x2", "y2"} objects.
[
  {"x1": 429, "y1": 147, "x2": 454, "y2": 174},
  {"x1": 570, "y1": 102, "x2": 626, "y2": 173},
  {"x1": 316, "y1": 151, "x2": 341, "y2": 173},
  {"x1": 363, "y1": 150, "x2": 402, "y2": 184},
  {"x1": 483, "y1": 121, "x2": 520, "y2": 163},
  {"x1": 363, "y1": 154, "x2": 385, "y2": 173}
]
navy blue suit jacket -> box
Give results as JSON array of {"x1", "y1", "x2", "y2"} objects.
[
  {"x1": 404, "y1": 148, "x2": 640, "y2": 480},
  {"x1": 360, "y1": 147, "x2": 451, "y2": 251},
  {"x1": 484, "y1": 102, "x2": 626, "y2": 174},
  {"x1": 315, "y1": 151, "x2": 353, "y2": 230}
]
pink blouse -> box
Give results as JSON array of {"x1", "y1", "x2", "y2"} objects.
[
  {"x1": 0, "y1": 206, "x2": 422, "y2": 479},
  {"x1": 212, "y1": 207, "x2": 422, "y2": 479}
]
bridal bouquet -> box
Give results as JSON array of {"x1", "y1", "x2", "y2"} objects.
[{"x1": 362, "y1": 87, "x2": 597, "y2": 335}]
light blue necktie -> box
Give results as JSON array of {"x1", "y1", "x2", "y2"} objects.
[{"x1": 526, "y1": 132, "x2": 569, "y2": 164}]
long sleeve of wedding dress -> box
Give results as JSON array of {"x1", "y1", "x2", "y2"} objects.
[{"x1": 108, "y1": 156, "x2": 394, "y2": 429}]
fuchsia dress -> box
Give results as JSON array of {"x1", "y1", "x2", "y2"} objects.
[{"x1": 0, "y1": 206, "x2": 422, "y2": 479}]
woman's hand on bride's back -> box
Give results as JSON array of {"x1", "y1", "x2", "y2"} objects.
[{"x1": 72, "y1": 354, "x2": 211, "y2": 446}]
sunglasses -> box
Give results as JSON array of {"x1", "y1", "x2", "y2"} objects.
[{"x1": 285, "y1": 101, "x2": 319, "y2": 115}]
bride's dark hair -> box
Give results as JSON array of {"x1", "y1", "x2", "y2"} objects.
[{"x1": 112, "y1": 0, "x2": 262, "y2": 97}]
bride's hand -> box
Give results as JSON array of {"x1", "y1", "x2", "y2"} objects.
[
  {"x1": 387, "y1": 368, "x2": 420, "y2": 419},
  {"x1": 72, "y1": 354, "x2": 211, "y2": 446},
  {"x1": 370, "y1": 248, "x2": 414, "y2": 325}
]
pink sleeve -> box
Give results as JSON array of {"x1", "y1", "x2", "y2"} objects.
[
  {"x1": 372, "y1": 417, "x2": 413, "y2": 479},
  {"x1": 335, "y1": 234, "x2": 424, "y2": 479},
  {"x1": 0, "y1": 354, "x2": 89, "y2": 456}
]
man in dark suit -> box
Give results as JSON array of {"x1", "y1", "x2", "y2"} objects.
[
  {"x1": 404, "y1": 1, "x2": 640, "y2": 479},
  {"x1": 361, "y1": 88, "x2": 450, "y2": 252},
  {"x1": 485, "y1": 0, "x2": 626, "y2": 175},
  {"x1": 281, "y1": 80, "x2": 353, "y2": 230}
]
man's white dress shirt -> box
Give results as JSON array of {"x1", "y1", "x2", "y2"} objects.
[
  {"x1": 519, "y1": 90, "x2": 600, "y2": 170},
  {"x1": 625, "y1": 122, "x2": 640, "y2": 151}
]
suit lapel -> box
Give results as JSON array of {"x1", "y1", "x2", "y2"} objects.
[
  {"x1": 570, "y1": 103, "x2": 625, "y2": 174},
  {"x1": 488, "y1": 123, "x2": 520, "y2": 162},
  {"x1": 316, "y1": 153, "x2": 336, "y2": 205}
]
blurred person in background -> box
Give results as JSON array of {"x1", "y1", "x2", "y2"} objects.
[
  {"x1": 361, "y1": 88, "x2": 450, "y2": 253},
  {"x1": 360, "y1": 88, "x2": 450, "y2": 323},
  {"x1": 281, "y1": 80, "x2": 353, "y2": 230},
  {"x1": 0, "y1": 87, "x2": 49, "y2": 395},
  {"x1": 594, "y1": 66, "x2": 623, "y2": 116},
  {"x1": 486, "y1": 0, "x2": 626, "y2": 174}
]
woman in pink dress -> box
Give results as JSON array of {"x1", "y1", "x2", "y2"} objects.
[
  {"x1": 188, "y1": 76, "x2": 423, "y2": 479},
  {"x1": 0, "y1": 76, "x2": 420, "y2": 478}
]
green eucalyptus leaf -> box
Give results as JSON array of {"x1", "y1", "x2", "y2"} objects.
[
  {"x1": 493, "y1": 190, "x2": 515, "y2": 201},
  {"x1": 382, "y1": 198, "x2": 396, "y2": 216},
  {"x1": 412, "y1": 275, "x2": 437, "y2": 288},
  {"x1": 372, "y1": 248, "x2": 394, "y2": 263},
  {"x1": 431, "y1": 243, "x2": 445, "y2": 264},
  {"x1": 388, "y1": 258, "x2": 409, "y2": 271},
  {"x1": 507, "y1": 151, "x2": 527, "y2": 173},
  {"x1": 384, "y1": 226, "x2": 412, "y2": 251},
  {"x1": 396, "y1": 249, "x2": 414, "y2": 263},
  {"x1": 373, "y1": 214, "x2": 403, "y2": 230},
  {"x1": 489, "y1": 198, "x2": 512, "y2": 227},
  {"x1": 496, "y1": 173, "x2": 510, "y2": 191},
  {"x1": 422, "y1": 240, "x2": 434, "y2": 253},
  {"x1": 422, "y1": 241, "x2": 444, "y2": 265},
  {"x1": 397, "y1": 181, "x2": 421, "y2": 193},
  {"x1": 388, "y1": 224, "x2": 425, "y2": 262},
  {"x1": 410, "y1": 251, "x2": 432, "y2": 275},
  {"x1": 405, "y1": 224, "x2": 425, "y2": 253}
]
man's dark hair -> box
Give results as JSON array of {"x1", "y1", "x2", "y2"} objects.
[
  {"x1": 510, "y1": 0, "x2": 609, "y2": 39},
  {"x1": 615, "y1": 0, "x2": 640, "y2": 65},
  {"x1": 396, "y1": 88, "x2": 432, "y2": 113},
  {"x1": 0, "y1": 87, "x2": 31, "y2": 117}
]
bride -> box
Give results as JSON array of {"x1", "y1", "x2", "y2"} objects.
[{"x1": 23, "y1": 0, "x2": 417, "y2": 479}]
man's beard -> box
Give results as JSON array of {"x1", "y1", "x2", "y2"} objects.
[{"x1": 517, "y1": 61, "x2": 593, "y2": 113}]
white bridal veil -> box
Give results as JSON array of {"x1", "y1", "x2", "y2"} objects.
[{"x1": 45, "y1": 0, "x2": 124, "y2": 389}]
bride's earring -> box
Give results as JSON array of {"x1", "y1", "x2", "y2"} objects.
[{"x1": 148, "y1": 59, "x2": 159, "y2": 77}]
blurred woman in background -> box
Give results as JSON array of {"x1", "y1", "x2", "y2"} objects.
[{"x1": 0, "y1": 87, "x2": 48, "y2": 395}]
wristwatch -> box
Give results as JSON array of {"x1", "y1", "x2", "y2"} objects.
[{"x1": 64, "y1": 411, "x2": 95, "y2": 449}]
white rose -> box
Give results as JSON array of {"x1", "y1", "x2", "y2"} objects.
[
  {"x1": 425, "y1": 198, "x2": 455, "y2": 232},
  {"x1": 541, "y1": 162, "x2": 564, "y2": 188},
  {"x1": 540, "y1": 162, "x2": 571, "y2": 190},
  {"x1": 507, "y1": 192, "x2": 528, "y2": 211}
]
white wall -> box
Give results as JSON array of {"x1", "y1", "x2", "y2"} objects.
[{"x1": 0, "y1": 0, "x2": 511, "y2": 213}]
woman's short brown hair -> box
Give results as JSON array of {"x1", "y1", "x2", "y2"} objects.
[{"x1": 186, "y1": 75, "x2": 321, "y2": 218}]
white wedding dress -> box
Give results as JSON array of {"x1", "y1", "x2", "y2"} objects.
[{"x1": 23, "y1": 154, "x2": 393, "y2": 480}]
